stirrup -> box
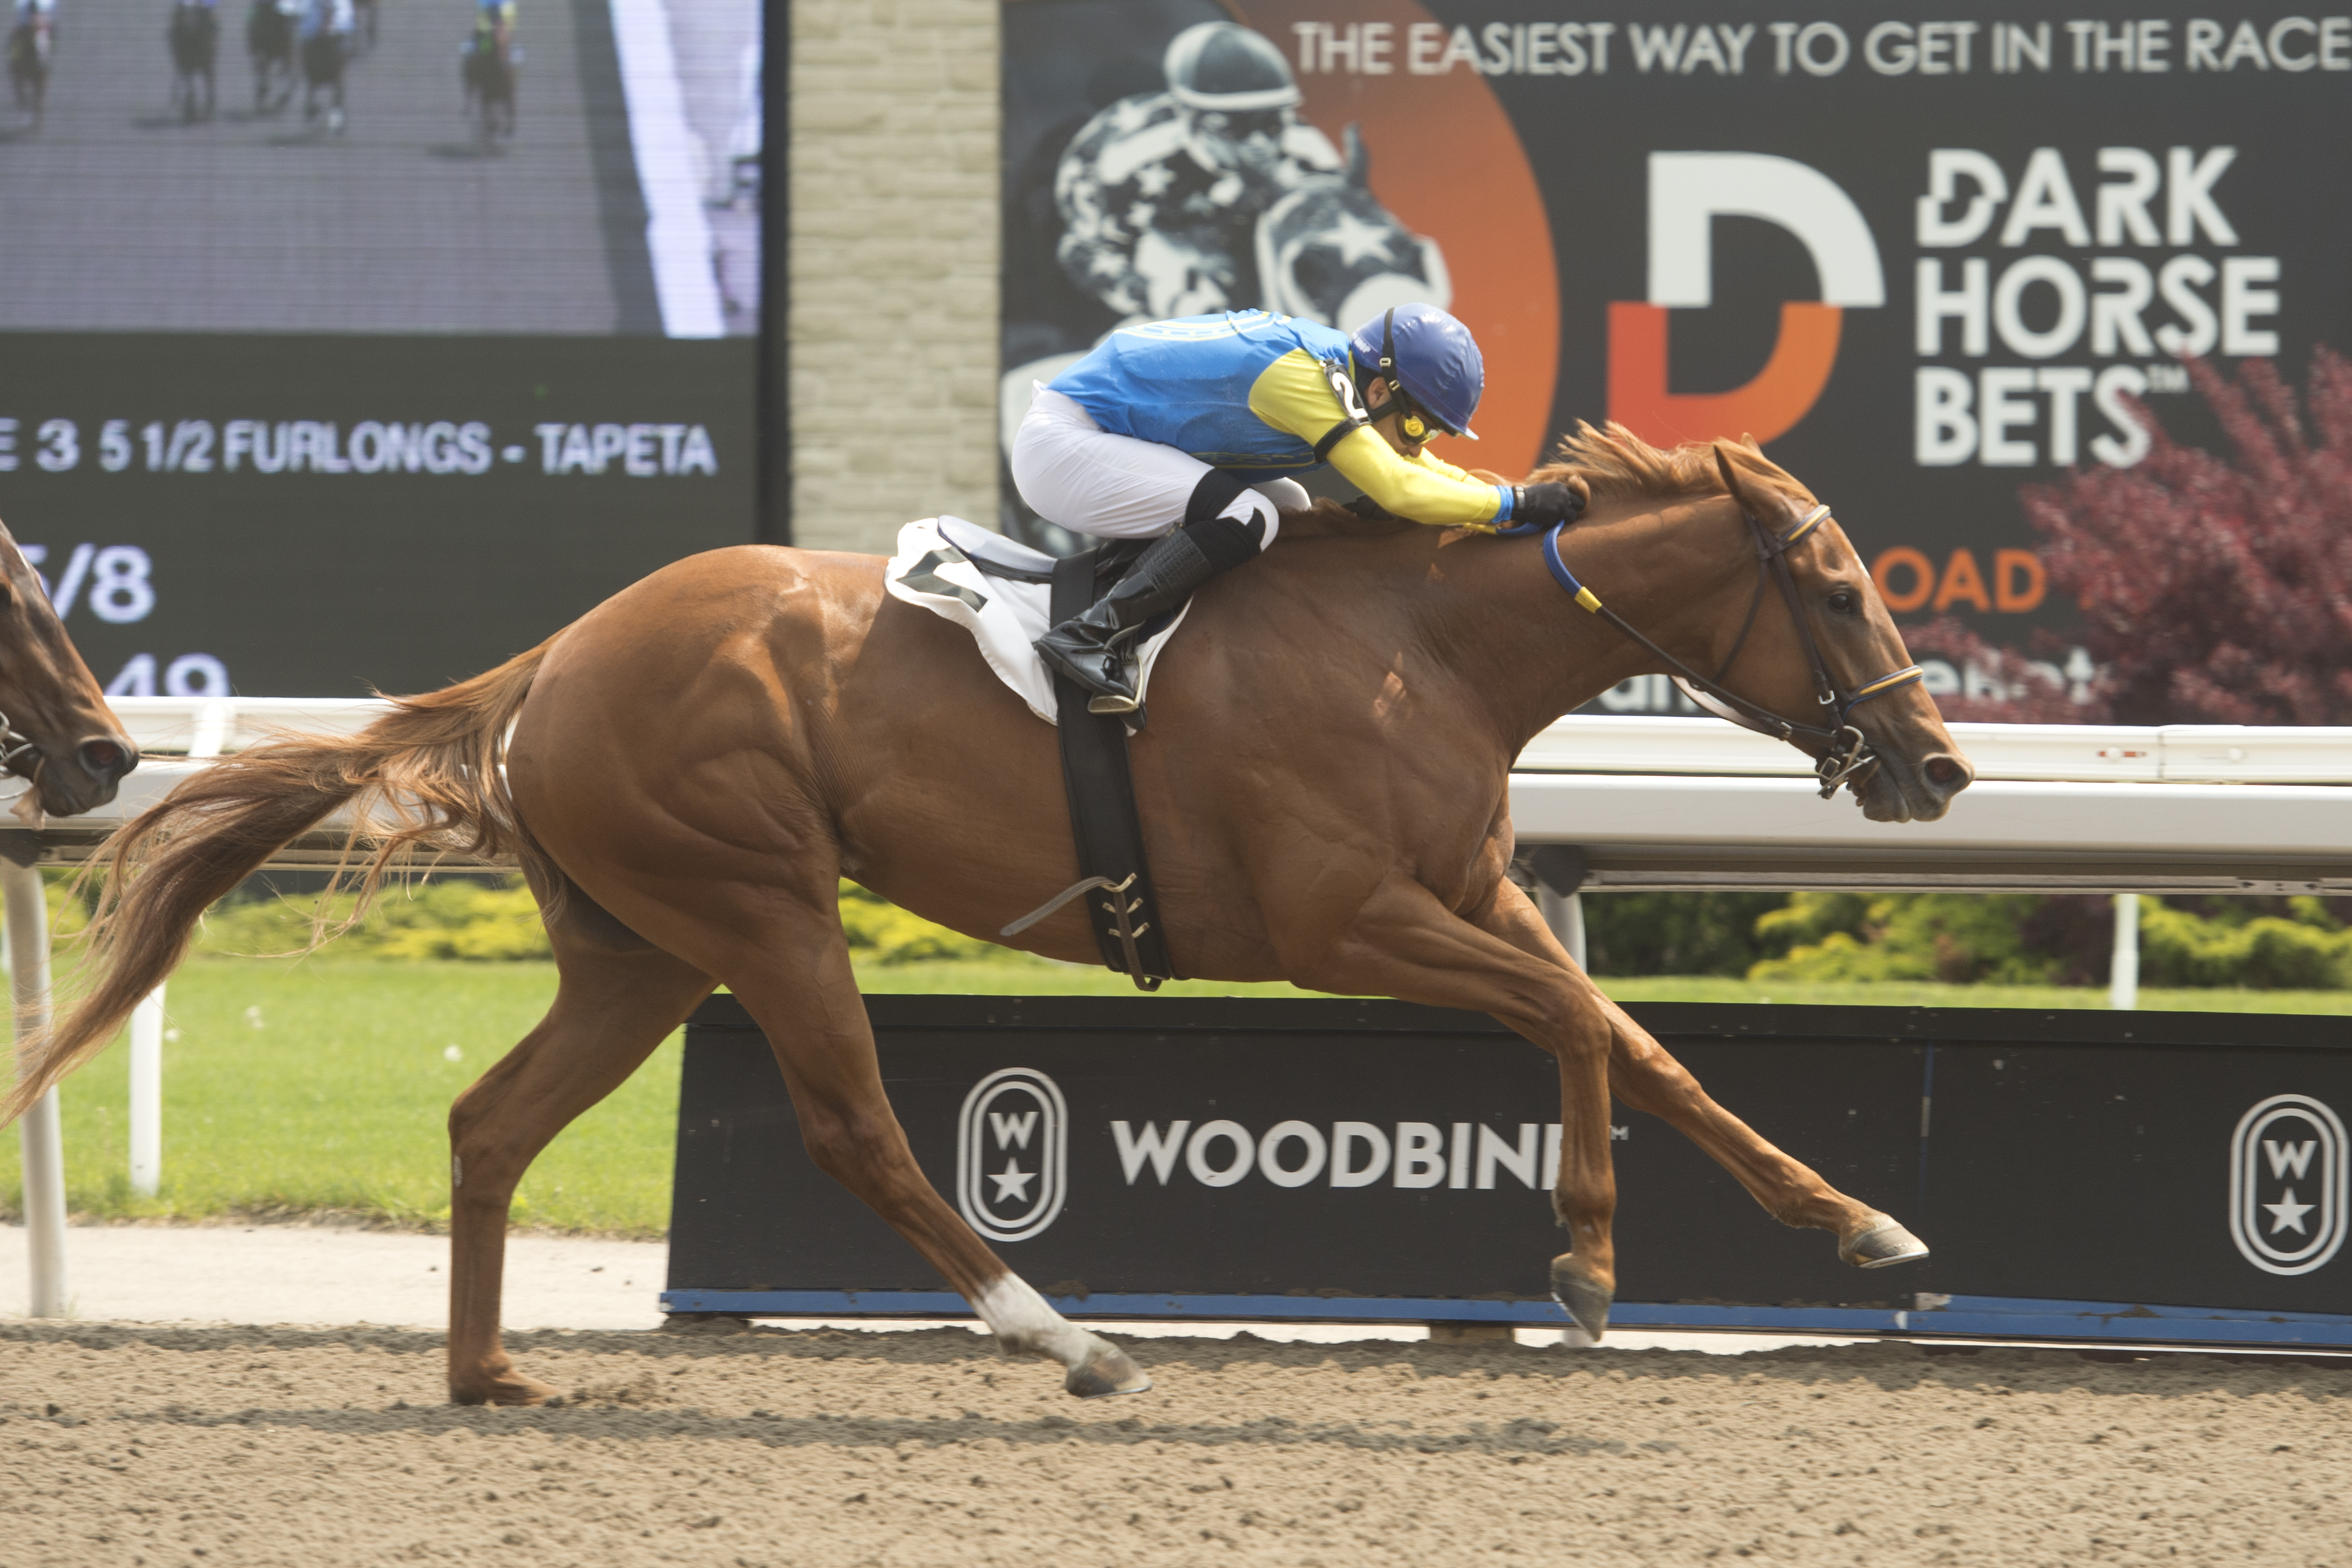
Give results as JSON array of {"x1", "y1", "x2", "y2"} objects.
[{"x1": 1086, "y1": 693, "x2": 1139, "y2": 716}]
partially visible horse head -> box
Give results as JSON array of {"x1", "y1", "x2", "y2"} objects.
[
  {"x1": 1254, "y1": 123, "x2": 1450, "y2": 327},
  {"x1": 0, "y1": 521, "x2": 135, "y2": 817},
  {"x1": 1543, "y1": 427, "x2": 1974, "y2": 824}
]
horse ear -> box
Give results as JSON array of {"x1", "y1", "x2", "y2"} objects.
[
  {"x1": 1711, "y1": 441, "x2": 1762, "y2": 516},
  {"x1": 1343, "y1": 122, "x2": 1370, "y2": 185}
]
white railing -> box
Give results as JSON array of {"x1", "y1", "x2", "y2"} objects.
[
  {"x1": 107, "y1": 698, "x2": 2352, "y2": 786},
  {"x1": 1518, "y1": 715, "x2": 2352, "y2": 784}
]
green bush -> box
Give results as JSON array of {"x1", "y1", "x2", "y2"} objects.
[
  {"x1": 180, "y1": 877, "x2": 1004, "y2": 966},
  {"x1": 1748, "y1": 892, "x2": 2062, "y2": 985},
  {"x1": 1582, "y1": 891, "x2": 1787, "y2": 976},
  {"x1": 2138, "y1": 895, "x2": 2352, "y2": 989},
  {"x1": 838, "y1": 881, "x2": 998, "y2": 964},
  {"x1": 195, "y1": 876, "x2": 553, "y2": 960}
]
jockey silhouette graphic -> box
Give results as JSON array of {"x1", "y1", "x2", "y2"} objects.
[{"x1": 1054, "y1": 22, "x2": 1345, "y2": 321}]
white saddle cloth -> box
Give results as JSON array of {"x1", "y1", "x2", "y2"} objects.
[{"x1": 883, "y1": 517, "x2": 1193, "y2": 727}]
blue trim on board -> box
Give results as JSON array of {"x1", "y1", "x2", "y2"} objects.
[{"x1": 659, "y1": 1288, "x2": 2352, "y2": 1348}]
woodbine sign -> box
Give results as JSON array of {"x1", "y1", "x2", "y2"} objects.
[{"x1": 665, "y1": 995, "x2": 2352, "y2": 1345}]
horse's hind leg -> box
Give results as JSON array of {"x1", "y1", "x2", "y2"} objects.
[
  {"x1": 716, "y1": 906, "x2": 1149, "y2": 1398},
  {"x1": 444, "y1": 925, "x2": 711, "y2": 1405},
  {"x1": 1482, "y1": 881, "x2": 1927, "y2": 1269}
]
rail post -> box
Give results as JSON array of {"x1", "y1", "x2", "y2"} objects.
[
  {"x1": 2109, "y1": 892, "x2": 2140, "y2": 1010},
  {"x1": 129, "y1": 988, "x2": 165, "y2": 1198},
  {"x1": 124, "y1": 703, "x2": 221, "y2": 1199},
  {"x1": 4, "y1": 860, "x2": 67, "y2": 1317},
  {"x1": 1539, "y1": 888, "x2": 1588, "y2": 972}
]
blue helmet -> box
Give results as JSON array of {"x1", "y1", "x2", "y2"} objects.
[{"x1": 1349, "y1": 303, "x2": 1482, "y2": 440}]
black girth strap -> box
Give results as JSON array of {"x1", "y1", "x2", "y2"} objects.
[{"x1": 1045, "y1": 551, "x2": 1176, "y2": 988}]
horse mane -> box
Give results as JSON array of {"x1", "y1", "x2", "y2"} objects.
[
  {"x1": 1531, "y1": 422, "x2": 1813, "y2": 509},
  {"x1": 1271, "y1": 423, "x2": 1813, "y2": 543}
]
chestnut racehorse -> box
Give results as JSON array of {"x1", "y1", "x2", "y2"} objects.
[
  {"x1": 0, "y1": 524, "x2": 140, "y2": 816},
  {"x1": 3, "y1": 429, "x2": 1972, "y2": 1404}
]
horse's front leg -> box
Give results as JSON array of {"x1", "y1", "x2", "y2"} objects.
[
  {"x1": 1476, "y1": 877, "x2": 1929, "y2": 1271},
  {"x1": 1282, "y1": 873, "x2": 1621, "y2": 1339}
]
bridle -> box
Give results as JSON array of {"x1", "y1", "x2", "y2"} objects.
[
  {"x1": 0, "y1": 717, "x2": 39, "y2": 777},
  {"x1": 1501, "y1": 500, "x2": 1925, "y2": 800}
]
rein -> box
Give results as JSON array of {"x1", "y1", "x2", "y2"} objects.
[{"x1": 1501, "y1": 500, "x2": 1924, "y2": 800}]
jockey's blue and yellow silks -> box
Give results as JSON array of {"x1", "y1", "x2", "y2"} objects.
[{"x1": 1049, "y1": 312, "x2": 1509, "y2": 529}]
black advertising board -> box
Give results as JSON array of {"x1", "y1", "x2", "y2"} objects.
[
  {"x1": 1001, "y1": 0, "x2": 2352, "y2": 698},
  {"x1": 666, "y1": 997, "x2": 2352, "y2": 1341},
  {"x1": 0, "y1": 0, "x2": 762, "y2": 696}
]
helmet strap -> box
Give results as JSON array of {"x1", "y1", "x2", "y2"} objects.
[
  {"x1": 1360, "y1": 308, "x2": 1411, "y2": 431},
  {"x1": 1358, "y1": 307, "x2": 1439, "y2": 442}
]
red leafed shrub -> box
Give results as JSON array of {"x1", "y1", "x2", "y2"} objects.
[{"x1": 1908, "y1": 350, "x2": 2352, "y2": 724}]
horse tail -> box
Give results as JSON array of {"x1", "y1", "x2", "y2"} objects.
[{"x1": 0, "y1": 638, "x2": 557, "y2": 1129}]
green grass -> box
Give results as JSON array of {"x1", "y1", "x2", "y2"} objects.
[{"x1": 7, "y1": 954, "x2": 2347, "y2": 1239}]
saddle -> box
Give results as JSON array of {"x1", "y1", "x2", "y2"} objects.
[
  {"x1": 883, "y1": 517, "x2": 1191, "y2": 727},
  {"x1": 885, "y1": 517, "x2": 1179, "y2": 987}
]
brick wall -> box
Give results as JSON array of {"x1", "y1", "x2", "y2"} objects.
[{"x1": 789, "y1": 0, "x2": 1001, "y2": 555}]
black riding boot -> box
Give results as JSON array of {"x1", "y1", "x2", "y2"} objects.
[
  {"x1": 1034, "y1": 529, "x2": 1223, "y2": 713},
  {"x1": 1036, "y1": 482, "x2": 1271, "y2": 712}
]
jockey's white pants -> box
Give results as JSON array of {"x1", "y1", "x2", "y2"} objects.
[{"x1": 1010, "y1": 387, "x2": 1298, "y2": 547}]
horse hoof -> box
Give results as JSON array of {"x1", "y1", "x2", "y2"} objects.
[
  {"x1": 450, "y1": 1370, "x2": 559, "y2": 1407},
  {"x1": 1064, "y1": 1341, "x2": 1152, "y2": 1399},
  {"x1": 1550, "y1": 1256, "x2": 1612, "y2": 1342},
  {"x1": 1840, "y1": 1215, "x2": 1931, "y2": 1269}
]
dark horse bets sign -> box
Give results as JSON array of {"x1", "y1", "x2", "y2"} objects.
[{"x1": 1001, "y1": 0, "x2": 2352, "y2": 681}]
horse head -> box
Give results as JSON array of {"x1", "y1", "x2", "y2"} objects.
[
  {"x1": 1253, "y1": 125, "x2": 1451, "y2": 327},
  {"x1": 1520, "y1": 430, "x2": 1972, "y2": 825},
  {"x1": 0, "y1": 521, "x2": 135, "y2": 819},
  {"x1": 1691, "y1": 440, "x2": 1972, "y2": 823}
]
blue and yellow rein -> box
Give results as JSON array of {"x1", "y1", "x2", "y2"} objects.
[{"x1": 1495, "y1": 500, "x2": 1925, "y2": 799}]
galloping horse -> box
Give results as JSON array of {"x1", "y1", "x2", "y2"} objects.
[
  {"x1": 246, "y1": 0, "x2": 294, "y2": 114},
  {"x1": 461, "y1": 25, "x2": 514, "y2": 142},
  {"x1": 7, "y1": 12, "x2": 49, "y2": 129},
  {"x1": 3, "y1": 429, "x2": 1970, "y2": 1406},
  {"x1": 169, "y1": 0, "x2": 219, "y2": 124}
]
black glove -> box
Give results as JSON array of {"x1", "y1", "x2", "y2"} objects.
[{"x1": 1512, "y1": 481, "x2": 1586, "y2": 529}]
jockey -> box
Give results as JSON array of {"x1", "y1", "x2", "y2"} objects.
[
  {"x1": 1015, "y1": 304, "x2": 1586, "y2": 713},
  {"x1": 12, "y1": 0, "x2": 54, "y2": 58},
  {"x1": 474, "y1": 0, "x2": 515, "y2": 53}
]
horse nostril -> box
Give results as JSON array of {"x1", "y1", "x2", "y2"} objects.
[
  {"x1": 79, "y1": 738, "x2": 133, "y2": 781},
  {"x1": 1923, "y1": 754, "x2": 1970, "y2": 790}
]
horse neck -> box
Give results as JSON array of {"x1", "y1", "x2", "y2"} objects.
[{"x1": 1424, "y1": 493, "x2": 1759, "y2": 748}]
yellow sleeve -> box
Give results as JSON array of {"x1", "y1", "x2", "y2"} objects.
[
  {"x1": 1324, "y1": 429, "x2": 1506, "y2": 527},
  {"x1": 1246, "y1": 350, "x2": 1505, "y2": 527}
]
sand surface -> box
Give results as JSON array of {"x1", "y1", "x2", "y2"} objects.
[{"x1": 3, "y1": 1320, "x2": 2345, "y2": 1566}]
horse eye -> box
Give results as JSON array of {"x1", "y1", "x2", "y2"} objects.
[{"x1": 1827, "y1": 589, "x2": 1858, "y2": 615}]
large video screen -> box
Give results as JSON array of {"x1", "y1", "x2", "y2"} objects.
[
  {"x1": 1003, "y1": 0, "x2": 2352, "y2": 707},
  {"x1": 0, "y1": 0, "x2": 762, "y2": 696}
]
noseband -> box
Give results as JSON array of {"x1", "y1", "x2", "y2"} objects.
[{"x1": 1500, "y1": 502, "x2": 1925, "y2": 800}]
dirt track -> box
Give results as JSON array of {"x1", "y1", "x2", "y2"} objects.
[{"x1": 3, "y1": 1322, "x2": 2346, "y2": 1566}]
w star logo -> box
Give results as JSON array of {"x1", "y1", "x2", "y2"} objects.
[
  {"x1": 955, "y1": 1068, "x2": 1068, "y2": 1243},
  {"x1": 2229, "y1": 1094, "x2": 2347, "y2": 1277}
]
